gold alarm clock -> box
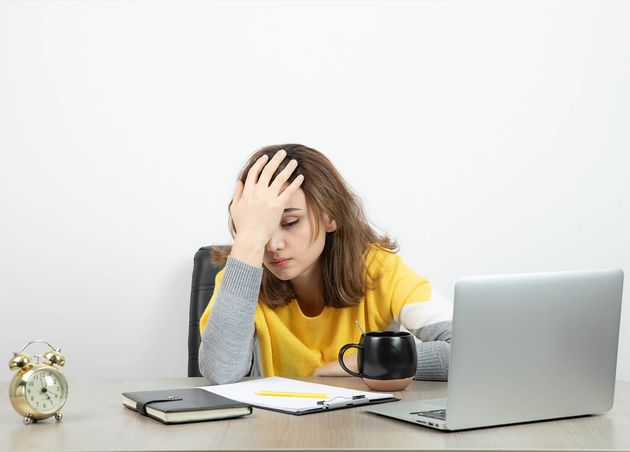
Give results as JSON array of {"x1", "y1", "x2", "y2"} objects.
[{"x1": 8, "y1": 340, "x2": 68, "y2": 424}]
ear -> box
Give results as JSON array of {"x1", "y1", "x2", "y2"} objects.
[{"x1": 323, "y1": 213, "x2": 337, "y2": 233}]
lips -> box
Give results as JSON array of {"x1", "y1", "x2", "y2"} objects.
[{"x1": 271, "y1": 258, "x2": 292, "y2": 266}]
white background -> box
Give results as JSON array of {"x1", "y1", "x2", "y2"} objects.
[{"x1": 1, "y1": 1, "x2": 628, "y2": 380}]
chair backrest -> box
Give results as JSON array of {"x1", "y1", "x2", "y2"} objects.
[{"x1": 188, "y1": 245, "x2": 228, "y2": 377}]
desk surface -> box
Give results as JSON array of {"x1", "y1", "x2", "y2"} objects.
[{"x1": 1, "y1": 377, "x2": 630, "y2": 451}]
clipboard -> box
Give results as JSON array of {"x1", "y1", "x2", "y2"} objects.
[{"x1": 199, "y1": 377, "x2": 400, "y2": 415}]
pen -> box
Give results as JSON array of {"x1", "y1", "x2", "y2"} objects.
[{"x1": 256, "y1": 391, "x2": 329, "y2": 399}]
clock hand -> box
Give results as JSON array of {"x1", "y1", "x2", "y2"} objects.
[
  {"x1": 40, "y1": 375, "x2": 54, "y2": 402},
  {"x1": 43, "y1": 380, "x2": 49, "y2": 394},
  {"x1": 36, "y1": 380, "x2": 51, "y2": 405}
]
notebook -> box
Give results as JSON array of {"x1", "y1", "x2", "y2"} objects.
[
  {"x1": 200, "y1": 377, "x2": 399, "y2": 415},
  {"x1": 122, "y1": 388, "x2": 252, "y2": 424}
]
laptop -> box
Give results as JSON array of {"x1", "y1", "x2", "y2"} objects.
[{"x1": 366, "y1": 268, "x2": 624, "y2": 431}]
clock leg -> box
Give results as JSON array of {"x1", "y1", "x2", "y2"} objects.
[
  {"x1": 23, "y1": 415, "x2": 34, "y2": 425},
  {"x1": 55, "y1": 412, "x2": 63, "y2": 422}
]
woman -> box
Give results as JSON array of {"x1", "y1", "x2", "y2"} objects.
[{"x1": 199, "y1": 144, "x2": 452, "y2": 384}]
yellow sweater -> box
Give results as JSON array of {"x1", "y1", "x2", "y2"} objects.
[{"x1": 199, "y1": 244, "x2": 432, "y2": 377}]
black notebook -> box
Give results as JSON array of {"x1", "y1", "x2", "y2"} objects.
[{"x1": 121, "y1": 388, "x2": 253, "y2": 424}]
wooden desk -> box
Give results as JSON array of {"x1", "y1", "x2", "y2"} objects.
[{"x1": 2, "y1": 377, "x2": 629, "y2": 451}]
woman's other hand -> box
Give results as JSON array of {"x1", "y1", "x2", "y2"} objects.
[{"x1": 310, "y1": 353, "x2": 358, "y2": 377}]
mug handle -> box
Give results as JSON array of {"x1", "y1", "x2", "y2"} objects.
[{"x1": 338, "y1": 343, "x2": 363, "y2": 377}]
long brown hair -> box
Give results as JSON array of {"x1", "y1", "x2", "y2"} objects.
[{"x1": 212, "y1": 143, "x2": 398, "y2": 308}]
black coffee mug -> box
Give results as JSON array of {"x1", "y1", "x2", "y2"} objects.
[{"x1": 338, "y1": 331, "x2": 417, "y2": 389}]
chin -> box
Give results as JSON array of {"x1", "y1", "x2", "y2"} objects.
[
  {"x1": 271, "y1": 270, "x2": 296, "y2": 281},
  {"x1": 264, "y1": 265, "x2": 296, "y2": 281}
]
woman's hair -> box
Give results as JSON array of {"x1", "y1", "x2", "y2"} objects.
[{"x1": 211, "y1": 143, "x2": 398, "y2": 308}]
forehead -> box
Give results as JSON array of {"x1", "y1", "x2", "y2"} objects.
[{"x1": 282, "y1": 187, "x2": 307, "y2": 212}]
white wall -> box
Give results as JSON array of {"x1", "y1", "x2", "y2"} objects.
[{"x1": 1, "y1": 1, "x2": 628, "y2": 380}]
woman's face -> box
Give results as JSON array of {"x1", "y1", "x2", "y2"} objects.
[{"x1": 263, "y1": 188, "x2": 336, "y2": 282}]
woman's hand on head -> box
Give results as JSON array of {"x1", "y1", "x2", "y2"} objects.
[{"x1": 230, "y1": 149, "x2": 304, "y2": 247}]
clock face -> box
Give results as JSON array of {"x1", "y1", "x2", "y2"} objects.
[{"x1": 25, "y1": 368, "x2": 68, "y2": 414}]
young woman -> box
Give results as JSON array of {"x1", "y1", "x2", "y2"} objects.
[{"x1": 199, "y1": 144, "x2": 452, "y2": 384}]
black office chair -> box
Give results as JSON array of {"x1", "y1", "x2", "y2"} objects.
[{"x1": 188, "y1": 245, "x2": 229, "y2": 377}]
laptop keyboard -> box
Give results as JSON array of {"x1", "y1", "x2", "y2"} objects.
[{"x1": 410, "y1": 409, "x2": 446, "y2": 421}]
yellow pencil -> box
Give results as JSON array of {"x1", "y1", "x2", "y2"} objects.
[{"x1": 256, "y1": 390, "x2": 328, "y2": 399}]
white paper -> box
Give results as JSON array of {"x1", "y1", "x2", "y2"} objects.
[{"x1": 199, "y1": 377, "x2": 393, "y2": 413}]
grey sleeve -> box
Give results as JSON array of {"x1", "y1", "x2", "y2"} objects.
[
  {"x1": 410, "y1": 320, "x2": 452, "y2": 381},
  {"x1": 198, "y1": 256, "x2": 263, "y2": 384}
]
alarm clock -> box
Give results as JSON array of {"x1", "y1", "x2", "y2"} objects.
[{"x1": 8, "y1": 340, "x2": 68, "y2": 424}]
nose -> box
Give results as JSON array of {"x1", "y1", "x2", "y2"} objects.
[{"x1": 265, "y1": 229, "x2": 285, "y2": 253}]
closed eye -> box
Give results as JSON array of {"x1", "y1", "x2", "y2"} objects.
[{"x1": 283, "y1": 220, "x2": 299, "y2": 228}]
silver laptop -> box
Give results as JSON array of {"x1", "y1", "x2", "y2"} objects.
[{"x1": 367, "y1": 268, "x2": 624, "y2": 431}]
